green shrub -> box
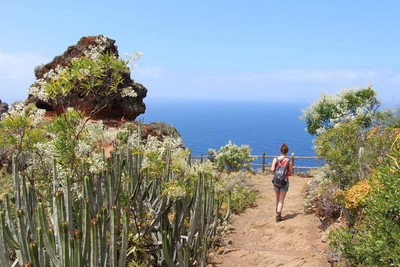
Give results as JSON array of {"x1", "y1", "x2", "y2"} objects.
[
  {"x1": 208, "y1": 141, "x2": 255, "y2": 173},
  {"x1": 329, "y1": 136, "x2": 400, "y2": 265}
]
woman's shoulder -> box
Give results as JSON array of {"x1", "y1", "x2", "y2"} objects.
[{"x1": 277, "y1": 156, "x2": 289, "y2": 161}]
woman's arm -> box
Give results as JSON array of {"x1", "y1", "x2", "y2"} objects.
[{"x1": 271, "y1": 158, "x2": 277, "y2": 172}]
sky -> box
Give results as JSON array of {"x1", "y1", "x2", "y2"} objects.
[{"x1": 0, "y1": 0, "x2": 399, "y2": 106}]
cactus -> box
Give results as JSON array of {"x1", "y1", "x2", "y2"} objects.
[
  {"x1": 16, "y1": 209, "x2": 29, "y2": 263},
  {"x1": 109, "y1": 205, "x2": 118, "y2": 267},
  {"x1": 60, "y1": 221, "x2": 70, "y2": 267},
  {"x1": 89, "y1": 218, "x2": 99, "y2": 267},
  {"x1": 1, "y1": 129, "x2": 238, "y2": 267},
  {"x1": 28, "y1": 242, "x2": 40, "y2": 267},
  {"x1": 118, "y1": 208, "x2": 129, "y2": 267},
  {"x1": 36, "y1": 203, "x2": 59, "y2": 266},
  {"x1": 70, "y1": 230, "x2": 82, "y2": 267},
  {"x1": 161, "y1": 230, "x2": 174, "y2": 267},
  {"x1": 1, "y1": 156, "x2": 130, "y2": 266},
  {"x1": 0, "y1": 211, "x2": 10, "y2": 266},
  {"x1": 36, "y1": 227, "x2": 49, "y2": 267}
]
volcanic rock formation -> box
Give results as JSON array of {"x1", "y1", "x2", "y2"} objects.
[
  {"x1": 26, "y1": 35, "x2": 147, "y2": 120},
  {"x1": 0, "y1": 99, "x2": 8, "y2": 117}
]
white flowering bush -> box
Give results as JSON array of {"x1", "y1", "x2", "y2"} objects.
[
  {"x1": 128, "y1": 132, "x2": 187, "y2": 179},
  {"x1": 208, "y1": 140, "x2": 255, "y2": 173},
  {"x1": 0, "y1": 102, "x2": 47, "y2": 174},
  {"x1": 300, "y1": 86, "x2": 380, "y2": 135},
  {"x1": 0, "y1": 105, "x2": 120, "y2": 196}
]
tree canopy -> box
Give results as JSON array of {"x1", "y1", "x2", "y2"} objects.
[{"x1": 300, "y1": 86, "x2": 380, "y2": 135}]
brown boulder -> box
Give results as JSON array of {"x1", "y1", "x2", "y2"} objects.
[
  {"x1": 0, "y1": 99, "x2": 8, "y2": 117},
  {"x1": 27, "y1": 35, "x2": 147, "y2": 121}
]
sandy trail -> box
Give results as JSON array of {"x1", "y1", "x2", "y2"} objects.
[{"x1": 209, "y1": 173, "x2": 330, "y2": 267}]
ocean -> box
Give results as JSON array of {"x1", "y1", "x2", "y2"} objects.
[{"x1": 137, "y1": 100, "x2": 323, "y2": 170}]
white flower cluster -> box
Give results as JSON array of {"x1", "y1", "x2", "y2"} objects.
[
  {"x1": 169, "y1": 148, "x2": 193, "y2": 175},
  {"x1": 302, "y1": 88, "x2": 376, "y2": 134},
  {"x1": 28, "y1": 141, "x2": 54, "y2": 175},
  {"x1": 126, "y1": 131, "x2": 141, "y2": 150},
  {"x1": 27, "y1": 79, "x2": 50, "y2": 101},
  {"x1": 5, "y1": 101, "x2": 46, "y2": 126},
  {"x1": 31, "y1": 109, "x2": 46, "y2": 126},
  {"x1": 28, "y1": 65, "x2": 67, "y2": 101},
  {"x1": 121, "y1": 86, "x2": 137, "y2": 98},
  {"x1": 164, "y1": 184, "x2": 187, "y2": 199},
  {"x1": 78, "y1": 68, "x2": 91, "y2": 78},
  {"x1": 75, "y1": 120, "x2": 113, "y2": 174},
  {"x1": 77, "y1": 120, "x2": 114, "y2": 146},
  {"x1": 6, "y1": 101, "x2": 26, "y2": 117},
  {"x1": 33, "y1": 142, "x2": 53, "y2": 161},
  {"x1": 127, "y1": 132, "x2": 186, "y2": 172},
  {"x1": 192, "y1": 160, "x2": 213, "y2": 174},
  {"x1": 76, "y1": 139, "x2": 92, "y2": 158},
  {"x1": 125, "y1": 52, "x2": 143, "y2": 70},
  {"x1": 87, "y1": 152, "x2": 106, "y2": 174},
  {"x1": 315, "y1": 127, "x2": 327, "y2": 135},
  {"x1": 84, "y1": 35, "x2": 108, "y2": 60}
]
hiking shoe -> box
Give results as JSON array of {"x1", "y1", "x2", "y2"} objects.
[{"x1": 276, "y1": 214, "x2": 285, "y2": 223}]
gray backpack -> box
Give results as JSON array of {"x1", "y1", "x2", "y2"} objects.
[{"x1": 272, "y1": 158, "x2": 290, "y2": 188}]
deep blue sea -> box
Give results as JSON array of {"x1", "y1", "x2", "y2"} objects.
[{"x1": 137, "y1": 100, "x2": 323, "y2": 170}]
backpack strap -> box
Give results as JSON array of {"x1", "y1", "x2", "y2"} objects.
[
  {"x1": 275, "y1": 157, "x2": 283, "y2": 168},
  {"x1": 277, "y1": 157, "x2": 289, "y2": 166},
  {"x1": 282, "y1": 157, "x2": 290, "y2": 167}
]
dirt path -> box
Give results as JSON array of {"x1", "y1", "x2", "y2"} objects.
[{"x1": 209, "y1": 173, "x2": 330, "y2": 267}]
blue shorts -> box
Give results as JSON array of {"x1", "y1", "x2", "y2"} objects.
[{"x1": 274, "y1": 181, "x2": 289, "y2": 192}]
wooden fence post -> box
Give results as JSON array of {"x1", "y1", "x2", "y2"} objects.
[
  {"x1": 200, "y1": 154, "x2": 204, "y2": 164},
  {"x1": 262, "y1": 152, "x2": 266, "y2": 174},
  {"x1": 291, "y1": 152, "x2": 295, "y2": 174}
]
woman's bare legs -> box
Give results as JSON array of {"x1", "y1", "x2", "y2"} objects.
[
  {"x1": 275, "y1": 191, "x2": 287, "y2": 213},
  {"x1": 275, "y1": 191, "x2": 287, "y2": 222}
]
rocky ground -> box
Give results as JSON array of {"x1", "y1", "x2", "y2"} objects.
[{"x1": 208, "y1": 173, "x2": 334, "y2": 267}]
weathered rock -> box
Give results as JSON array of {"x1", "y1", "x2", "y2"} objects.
[
  {"x1": 0, "y1": 99, "x2": 8, "y2": 117},
  {"x1": 27, "y1": 35, "x2": 147, "y2": 121}
]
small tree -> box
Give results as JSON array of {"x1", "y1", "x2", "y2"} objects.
[{"x1": 300, "y1": 86, "x2": 380, "y2": 135}]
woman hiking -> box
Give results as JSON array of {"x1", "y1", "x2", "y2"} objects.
[{"x1": 271, "y1": 143, "x2": 293, "y2": 222}]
